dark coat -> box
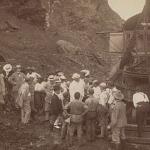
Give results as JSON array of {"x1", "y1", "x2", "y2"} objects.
[{"x1": 51, "y1": 94, "x2": 63, "y2": 115}]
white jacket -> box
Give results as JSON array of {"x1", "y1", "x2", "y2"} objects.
[{"x1": 69, "y1": 79, "x2": 85, "y2": 101}]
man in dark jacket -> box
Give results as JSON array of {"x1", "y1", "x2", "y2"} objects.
[{"x1": 50, "y1": 85, "x2": 63, "y2": 131}]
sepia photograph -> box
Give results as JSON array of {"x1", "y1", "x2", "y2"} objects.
[{"x1": 0, "y1": 0, "x2": 149, "y2": 150}]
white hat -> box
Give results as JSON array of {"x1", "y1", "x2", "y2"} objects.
[
  {"x1": 100, "y1": 82, "x2": 107, "y2": 88},
  {"x1": 60, "y1": 75, "x2": 67, "y2": 80},
  {"x1": 3, "y1": 64, "x2": 12, "y2": 72},
  {"x1": 57, "y1": 72, "x2": 64, "y2": 76},
  {"x1": 16, "y1": 65, "x2": 21, "y2": 68},
  {"x1": 93, "y1": 80, "x2": 98, "y2": 84},
  {"x1": 80, "y1": 70, "x2": 90, "y2": 77},
  {"x1": 48, "y1": 75, "x2": 54, "y2": 81},
  {"x1": 72, "y1": 73, "x2": 80, "y2": 79},
  {"x1": 112, "y1": 87, "x2": 118, "y2": 93}
]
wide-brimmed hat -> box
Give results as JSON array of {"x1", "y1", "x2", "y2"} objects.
[
  {"x1": 60, "y1": 75, "x2": 67, "y2": 80},
  {"x1": 57, "y1": 72, "x2": 64, "y2": 76},
  {"x1": 93, "y1": 80, "x2": 98, "y2": 84},
  {"x1": 80, "y1": 70, "x2": 90, "y2": 77},
  {"x1": 72, "y1": 73, "x2": 80, "y2": 79},
  {"x1": 100, "y1": 82, "x2": 107, "y2": 88},
  {"x1": 3, "y1": 64, "x2": 12, "y2": 72},
  {"x1": 114, "y1": 90, "x2": 124, "y2": 100}
]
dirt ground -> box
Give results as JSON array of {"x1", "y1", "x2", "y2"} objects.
[{"x1": 0, "y1": 110, "x2": 144, "y2": 150}]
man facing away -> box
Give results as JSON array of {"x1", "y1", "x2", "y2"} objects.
[
  {"x1": 108, "y1": 90, "x2": 127, "y2": 150},
  {"x1": 65, "y1": 92, "x2": 88, "y2": 146},
  {"x1": 133, "y1": 86, "x2": 150, "y2": 137},
  {"x1": 85, "y1": 88, "x2": 99, "y2": 142}
]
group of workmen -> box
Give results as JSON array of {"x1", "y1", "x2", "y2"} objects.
[{"x1": 0, "y1": 63, "x2": 149, "y2": 150}]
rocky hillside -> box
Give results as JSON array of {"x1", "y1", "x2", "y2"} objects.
[{"x1": 0, "y1": 0, "x2": 123, "y2": 79}]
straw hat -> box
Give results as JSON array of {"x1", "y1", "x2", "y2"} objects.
[
  {"x1": 80, "y1": 70, "x2": 90, "y2": 77},
  {"x1": 72, "y1": 73, "x2": 80, "y2": 79},
  {"x1": 114, "y1": 90, "x2": 124, "y2": 100},
  {"x1": 60, "y1": 75, "x2": 67, "y2": 80},
  {"x1": 93, "y1": 80, "x2": 98, "y2": 83},
  {"x1": 100, "y1": 82, "x2": 107, "y2": 88},
  {"x1": 57, "y1": 72, "x2": 64, "y2": 76},
  {"x1": 3, "y1": 64, "x2": 12, "y2": 72}
]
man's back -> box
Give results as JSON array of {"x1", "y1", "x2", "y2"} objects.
[
  {"x1": 112, "y1": 101, "x2": 127, "y2": 127},
  {"x1": 85, "y1": 96, "x2": 98, "y2": 112},
  {"x1": 68, "y1": 100, "x2": 86, "y2": 115}
]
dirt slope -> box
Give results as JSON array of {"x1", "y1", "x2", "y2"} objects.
[{"x1": 0, "y1": 0, "x2": 123, "y2": 78}]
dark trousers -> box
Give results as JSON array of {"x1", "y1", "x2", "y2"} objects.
[
  {"x1": 50, "y1": 114, "x2": 59, "y2": 131},
  {"x1": 136, "y1": 102, "x2": 150, "y2": 137},
  {"x1": 86, "y1": 119, "x2": 96, "y2": 142},
  {"x1": 34, "y1": 91, "x2": 45, "y2": 114}
]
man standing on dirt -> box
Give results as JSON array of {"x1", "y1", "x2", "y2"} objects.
[
  {"x1": 65, "y1": 92, "x2": 88, "y2": 146},
  {"x1": 133, "y1": 87, "x2": 150, "y2": 137},
  {"x1": 108, "y1": 90, "x2": 127, "y2": 150},
  {"x1": 85, "y1": 88, "x2": 98, "y2": 142},
  {"x1": 8, "y1": 65, "x2": 26, "y2": 109}
]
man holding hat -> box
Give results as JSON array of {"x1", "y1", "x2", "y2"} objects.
[
  {"x1": 69, "y1": 73, "x2": 85, "y2": 101},
  {"x1": 108, "y1": 90, "x2": 127, "y2": 149}
]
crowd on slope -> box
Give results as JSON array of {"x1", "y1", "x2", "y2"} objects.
[{"x1": 0, "y1": 63, "x2": 149, "y2": 149}]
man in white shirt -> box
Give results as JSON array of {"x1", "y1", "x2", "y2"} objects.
[
  {"x1": 97, "y1": 82, "x2": 109, "y2": 138},
  {"x1": 69, "y1": 73, "x2": 85, "y2": 101},
  {"x1": 133, "y1": 87, "x2": 150, "y2": 137},
  {"x1": 93, "y1": 80, "x2": 101, "y2": 99},
  {"x1": 99, "y1": 83, "x2": 109, "y2": 106}
]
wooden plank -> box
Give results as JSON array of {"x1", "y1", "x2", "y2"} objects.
[{"x1": 127, "y1": 137, "x2": 150, "y2": 145}]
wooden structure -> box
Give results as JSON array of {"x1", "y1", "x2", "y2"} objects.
[{"x1": 106, "y1": 0, "x2": 150, "y2": 146}]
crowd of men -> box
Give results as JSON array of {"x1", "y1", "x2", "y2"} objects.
[{"x1": 0, "y1": 63, "x2": 149, "y2": 150}]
